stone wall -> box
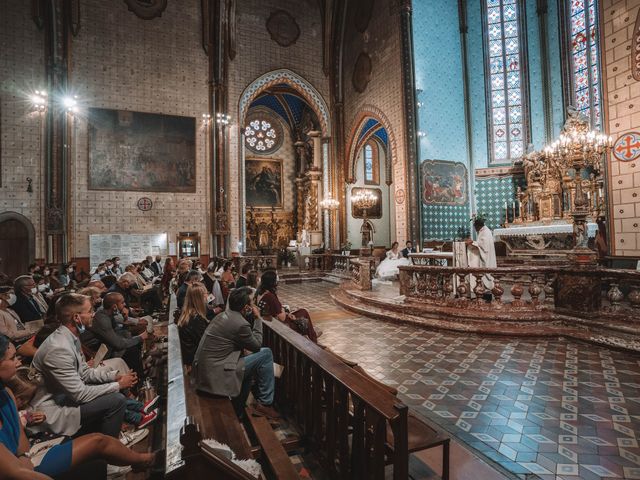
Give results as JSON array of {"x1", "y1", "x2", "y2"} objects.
[
  {"x1": 602, "y1": 0, "x2": 640, "y2": 256},
  {"x1": 342, "y1": 0, "x2": 406, "y2": 244},
  {"x1": 0, "y1": 0, "x2": 46, "y2": 259},
  {"x1": 69, "y1": 0, "x2": 209, "y2": 261}
]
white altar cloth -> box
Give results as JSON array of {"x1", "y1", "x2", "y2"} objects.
[{"x1": 493, "y1": 223, "x2": 597, "y2": 239}]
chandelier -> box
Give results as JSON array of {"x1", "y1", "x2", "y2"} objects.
[
  {"x1": 351, "y1": 189, "x2": 377, "y2": 211},
  {"x1": 320, "y1": 195, "x2": 340, "y2": 211}
]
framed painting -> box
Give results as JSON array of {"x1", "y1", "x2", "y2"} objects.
[
  {"x1": 350, "y1": 187, "x2": 382, "y2": 219},
  {"x1": 421, "y1": 160, "x2": 468, "y2": 206},
  {"x1": 88, "y1": 107, "x2": 196, "y2": 192},
  {"x1": 245, "y1": 158, "x2": 283, "y2": 208}
]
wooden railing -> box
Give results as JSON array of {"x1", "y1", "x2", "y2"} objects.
[
  {"x1": 263, "y1": 319, "x2": 409, "y2": 480},
  {"x1": 398, "y1": 265, "x2": 640, "y2": 314}
]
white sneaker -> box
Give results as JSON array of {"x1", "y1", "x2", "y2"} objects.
[
  {"x1": 119, "y1": 428, "x2": 149, "y2": 447},
  {"x1": 106, "y1": 464, "x2": 132, "y2": 479}
]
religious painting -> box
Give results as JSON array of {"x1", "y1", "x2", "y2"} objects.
[
  {"x1": 350, "y1": 187, "x2": 382, "y2": 219},
  {"x1": 245, "y1": 158, "x2": 283, "y2": 208},
  {"x1": 88, "y1": 108, "x2": 196, "y2": 192},
  {"x1": 421, "y1": 160, "x2": 468, "y2": 206}
]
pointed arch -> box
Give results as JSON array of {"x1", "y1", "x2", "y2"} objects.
[
  {"x1": 238, "y1": 69, "x2": 331, "y2": 136},
  {"x1": 346, "y1": 107, "x2": 398, "y2": 185}
]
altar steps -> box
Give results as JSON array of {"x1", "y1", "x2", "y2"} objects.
[{"x1": 330, "y1": 283, "x2": 640, "y2": 353}]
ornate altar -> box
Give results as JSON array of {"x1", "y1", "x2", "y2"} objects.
[
  {"x1": 245, "y1": 208, "x2": 294, "y2": 254},
  {"x1": 500, "y1": 107, "x2": 611, "y2": 259}
]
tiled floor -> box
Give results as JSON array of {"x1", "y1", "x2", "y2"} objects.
[{"x1": 279, "y1": 281, "x2": 640, "y2": 480}]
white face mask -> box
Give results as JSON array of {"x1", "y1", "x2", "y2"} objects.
[
  {"x1": 44, "y1": 270, "x2": 50, "y2": 276},
  {"x1": 67, "y1": 268, "x2": 74, "y2": 273},
  {"x1": 31, "y1": 287, "x2": 38, "y2": 295},
  {"x1": 4, "y1": 294, "x2": 17, "y2": 306},
  {"x1": 38, "y1": 284, "x2": 47, "y2": 292}
]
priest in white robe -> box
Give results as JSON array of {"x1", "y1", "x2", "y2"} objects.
[{"x1": 465, "y1": 217, "x2": 497, "y2": 293}]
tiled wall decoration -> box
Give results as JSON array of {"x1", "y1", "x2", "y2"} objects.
[
  {"x1": 602, "y1": 1, "x2": 640, "y2": 256},
  {"x1": 422, "y1": 204, "x2": 471, "y2": 241},
  {"x1": 475, "y1": 174, "x2": 526, "y2": 230}
]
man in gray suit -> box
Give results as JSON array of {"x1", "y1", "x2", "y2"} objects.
[
  {"x1": 193, "y1": 287, "x2": 276, "y2": 418},
  {"x1": 31, "y1": 293, "x2": 138, "y2": 437},
  {"x1": 83, "y1": 292, "x2": 148, "y2": 378}
]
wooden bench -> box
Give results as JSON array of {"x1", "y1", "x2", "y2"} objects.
[
  {"x1": 262, "y1": 319, "x2": 411, "y2": 480},
  {"x1": 164, "y1": 294, "x2": 300, "y2": 479}
]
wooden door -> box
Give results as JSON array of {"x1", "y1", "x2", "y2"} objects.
[{"x1": 0, "y1": 219, "x2": 30, "y2": 279}]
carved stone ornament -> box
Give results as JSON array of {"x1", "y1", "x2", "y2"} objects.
[
  {"x1": 352, "y1": 52, "x2": 372, "y2": 93},
  {"x1": 266, "y1": 10, "x2": 300, "y2": 47},
  {"x1": 123, "y1": 0, "x2": 167, "y2": 20},
  {"x1": 354, "y1": 0, "x2": 375, "y2": 32}
]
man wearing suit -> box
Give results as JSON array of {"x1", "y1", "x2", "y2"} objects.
[
  {"x1": 401, "y1": 240, "x2": 417, "y2": 259},
  {"x1": 83, "y1": 292, "x2": 148, "y2": 378},
  {"x1": 150, "y1": 255, "x2": 163, "y2": 277},
  {"x1": 31, "y1": 293, "x2": 138, "y2": 437},
  {"x1": 193, "y1": 287, "x2": 277, "y2": 418},
  {"x1": 10, "y1": 275, "x2": 45, "y2": 323}
]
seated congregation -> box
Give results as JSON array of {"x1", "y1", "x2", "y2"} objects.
[{"x1": 0, "y1": 255, "x2": 342, "y2": 479}]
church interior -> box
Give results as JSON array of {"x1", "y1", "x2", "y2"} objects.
[{"x1": 1, "y1": 0, "x2": 640, "y2": 479}]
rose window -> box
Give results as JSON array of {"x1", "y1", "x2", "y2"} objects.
[{"x1": 244, "y1": 119, "x2": 279, "y2": 153}]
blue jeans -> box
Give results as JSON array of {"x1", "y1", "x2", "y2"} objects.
[{"x1": 234, "y1": 347, "x2": 275, "y2": 412}]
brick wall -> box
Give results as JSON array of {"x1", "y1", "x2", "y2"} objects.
[
  {"x1": 602, "y1": 0, "x2": 640, "y2": 256},
  {"x1": 69, "y1": 0, "x2": 209, "y2": 259},
  {"x1": 342, "y1": 0, "x2": 407, "y2": 244},
  {"x1": 0, "y1": 0, "x2": 46, "y2": 258}
]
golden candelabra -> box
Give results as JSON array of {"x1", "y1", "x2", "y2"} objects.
[{"x1": 352, "y1": 189, "x2": 378, "y2": 247}]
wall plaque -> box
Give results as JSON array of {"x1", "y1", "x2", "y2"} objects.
[
  {"x1": 352, "y1": 52, "x2": 372, "y2": 93},
  {"x1": 612, "y1": 132, "x2": 640, "y2": 162},
  {"x1": 124, "y1": 0, "x2": 167, "y2": 20},
  {"x1": 266, "y1": 10, "x2": 300, "y2": 47}
]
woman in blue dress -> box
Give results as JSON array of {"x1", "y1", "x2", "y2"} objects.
[{"x1": 0, "y1": 334, "x2": 158, "y2": 479}]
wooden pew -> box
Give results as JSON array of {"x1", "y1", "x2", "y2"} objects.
[
  {"x1": 164, "y1": 294, "x2": 300, "y2": 480},
  {"x1": 327, "y1": 350, "x2": 450, "y2": 480},
  {"x1": 262, "y1": 319, "x2": 410, "y2": 480}
]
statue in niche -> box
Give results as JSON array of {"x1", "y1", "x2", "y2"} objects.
[{"x1": 360, "y1": 220, "x2": 374, "y2": 247}]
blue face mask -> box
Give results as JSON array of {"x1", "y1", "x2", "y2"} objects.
[{"x1": 75, "y1": 316, "x2": 86, "y2": 334}]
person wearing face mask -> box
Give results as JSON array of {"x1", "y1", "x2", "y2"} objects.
[
  {"x1": 91, "y1": 263, "x2": 107, "y2": 282},
  {"x1": 30, "y1": 293, "x2": 138, "y2": 438},
  {"x1": 58, "y1": 263, "x2": 73, "y2": 288},
  {"x1": 150, "y1": 255, "x2": 163, "y2": 277},
  {"x1": 31, "y1": 274, "x2": 51, "y2": 312},
  {"x1": 84, "y1": 293, "x2": 148, "y2": 380},
  {"x1": 9, "y1": 276, "x2": 45, "y2": 324},
  {"x1": 111, "y1": 257, "x2": 123, "y2": 277},
  {"x1": 193, "y1": 287, "x2": 278, "y2": 419},
  {"x1": 0, "y1": 285, "x2": 39, "y2": 355}
]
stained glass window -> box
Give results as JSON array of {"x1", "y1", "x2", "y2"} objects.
[
  {"x1": 244, "y1": 118, "x2": 279, "y2": 153},
  {"x1": 364, "y1": 145, "x2": 374, "y2": 183},
  {"x1": 484, "y1": 0, "x2": 527, "y2": 164},
  {"x1": 566, "y1": 0, "x2": 601, "y2": 129}
]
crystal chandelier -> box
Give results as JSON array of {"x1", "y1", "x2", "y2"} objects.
[
  {"x1": 320, "y1": 195, "x2": 339, "y2": 211},
  {"x1": 351, "y1": 189, "x2": 377, "y2": 211}
]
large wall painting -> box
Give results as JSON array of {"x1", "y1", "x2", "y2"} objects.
[
  {"x1": 246, "y1": 158, "x2": 283, "y2": 208},
  {"x1": 421, "y1": 160, "x2": 468, "y2": 206},
  {"x1": 88, "y1": 108, "x2": 196, "y2": 192}
]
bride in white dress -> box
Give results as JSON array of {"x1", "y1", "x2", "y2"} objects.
[{"x1": 376, "y1": 242, "x2": 411, "y2": 279}]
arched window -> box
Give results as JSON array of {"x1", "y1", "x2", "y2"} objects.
[
  {"x1": 564, "y1": 0, "x2": 601, "y2": 129},
  {"x1": 483, "y1": 0, "x2": 528, "y2": 164},
  {"x1": 363, "y1": 142, "x2": 380, "y2": 185}
]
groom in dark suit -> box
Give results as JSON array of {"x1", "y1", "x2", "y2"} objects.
[{"x1": 401, "y1": 240, "x2": 417, "y2": 259}]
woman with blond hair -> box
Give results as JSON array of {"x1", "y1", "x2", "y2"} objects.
[{"x1": 177, "y1": 283, "x2": 210, "y2": 367}]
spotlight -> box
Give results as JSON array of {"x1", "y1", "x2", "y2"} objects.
[
  {"x1": 216, "y1": 113, "x2": 230, "y2": 126},
  {"x1": 417, "y1": 131, "x2": 427, "y2": 138},
  {"x1": 62, "y1": 95, "x2": 78, "y2": 112},
  {"x1": 202, "y1": 113, "x2": 211, "y2": 124},
  {"x1": 30, "y1": 90, "x2": 47, "y2": 112}
]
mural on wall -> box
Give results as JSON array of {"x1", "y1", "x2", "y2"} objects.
[
  {"x1": 88, "y1": 108, "x2": 196, "y2": 192},
  {"x1": 421, "y1": 160, "x2": 468, "y2": 205},
  {"x1": 351, "y1": 187, "x2": 382, "y2": 219},
  {"x1": 266, "y1": 10, "x2": 300, "y2": 47},
  {"x1": 246, "y1": 158, "x2": 283, "y2": 208}
]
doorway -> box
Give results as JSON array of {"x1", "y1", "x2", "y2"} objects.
[{"x1": 0, "y1": 213, "x2": 35, "y2": 280}]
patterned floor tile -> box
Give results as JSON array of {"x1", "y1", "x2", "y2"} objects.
[{"x1": 279, "y1": 282, "x2": 640, "y2": 479}]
